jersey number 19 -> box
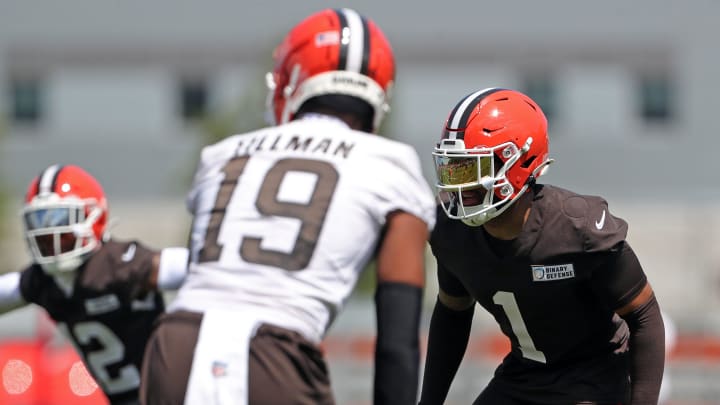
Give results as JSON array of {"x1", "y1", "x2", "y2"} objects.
[{"x1": 198, "y1": 156, "x2": 339, "y2": 271}]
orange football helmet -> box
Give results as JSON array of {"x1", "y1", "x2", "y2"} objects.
[
  {"x1": 265, "y1": 8, "x2": 395, "y2": 133},
  {"x1": 23, "y1": 165, "x2": 109, "y2": 274},
  {"x1": 433, "y1": 88, "x2": 553, "y2": 226}
]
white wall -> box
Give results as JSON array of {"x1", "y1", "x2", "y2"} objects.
[
  {"x1": 561, "y1": 65, "x2": 635, "y2": 139},
  {"x1": 49, "y1": 68, "x2": 173, "y2": 138}
]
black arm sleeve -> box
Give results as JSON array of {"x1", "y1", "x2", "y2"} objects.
[
  {"x1": 374, "y1": 282, "x2": 423, "y2": 405},
  {"x1": 620, "y1": 294, "x2": 665, "y2": 405},
  {"x1": 418, "y1": 296, "x2": 474, "y2": 405},
  {"x1": 591, "y1": 241, "x2": 648, "y2": 310}
]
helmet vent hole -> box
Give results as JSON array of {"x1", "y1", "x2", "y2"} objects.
[
  {"x1": 520, "y1": 155, "x2": 537, "y2": 168},
  {"x1": 524, "y1": 100, "x2": 538, "y2": 111}
]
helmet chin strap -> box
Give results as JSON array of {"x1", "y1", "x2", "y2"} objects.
[
  {"x1": 41, "y1": 256, "x2": 84, "y2": 275},
  {"x1": 461, "y1": 210, "x2": 493, "y2": 227},
  {"x1": 460, "y1": 183, "x2": 531, "y2": 227}
]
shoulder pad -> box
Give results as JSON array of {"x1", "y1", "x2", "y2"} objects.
[{"x1": 561, "y1": 194, "x2": 627, "y2": 252}]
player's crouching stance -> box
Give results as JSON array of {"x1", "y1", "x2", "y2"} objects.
[
  {"x1": 419, "y1": 88, "x2": 665, "y2": 405},
  {"x1": 0, "y1": 164, "x2": 188, "y2": 405}
]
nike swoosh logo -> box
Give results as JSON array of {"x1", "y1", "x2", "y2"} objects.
[
  {"x1": 121, "y1": 243, "x2": 136, "y2": 262},
  {"x1": 595, "y1": 210, "x2": 606, "y2": 230}
]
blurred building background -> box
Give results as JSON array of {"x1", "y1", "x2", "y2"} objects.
[{"x1": 0, "y1": 0, "x2": 719, "y2": 403}]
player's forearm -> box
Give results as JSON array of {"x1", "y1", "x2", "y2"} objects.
[
  {"x1": 418, "y1": 297, "x2": 474, "y2": 405},
  {"x1": 621, "y1": 294, "x2": 665, "y2": 405},
  {"x1": 373, "y1": 282, "x2": 423, "y2": 405},
  {"x1": 0, "y1": 272, "x2": 26, "y2": 313},
  {"x1": 153, "y1": 247, "x2": 189, "y2": 290}
]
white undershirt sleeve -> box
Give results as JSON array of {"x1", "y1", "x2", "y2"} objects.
[
  {"x1": 157, "y1": 247, "x2": 190, "y2": 290},
  {"x1": 0, "y1": 272, "x2": 26, "y2": 313}
]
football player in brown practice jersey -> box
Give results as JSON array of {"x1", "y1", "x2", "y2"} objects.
[
  {"x1": 0, "y1": 164, "x2": 188, "y2": 405},
  {"x1": 419, "y1": 88, "x2": 665, "y2": 405}
]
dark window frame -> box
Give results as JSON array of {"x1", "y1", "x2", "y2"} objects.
[
  {"x1": 521, "y1": 73, "x2": 557, "y2": 123},
  {"x1": 638, "y1": 73, "x2": 674, "y2": 123},
  {"x1": 178, "y1": 77, "x2": 209, "y2": 122},
  {"x1": 8, "y1": 75, "x2": 44, "y2": 125}
]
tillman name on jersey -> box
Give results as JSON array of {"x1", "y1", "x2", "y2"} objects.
[{"x1": 234, "y1": 132, "x2": 355, "y2": 159}]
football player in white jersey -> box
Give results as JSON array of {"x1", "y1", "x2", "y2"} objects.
[{"x1": 140, "y1": 8, "x2": 436, "y2": 405}]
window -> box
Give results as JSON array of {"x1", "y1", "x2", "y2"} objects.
[
  {"x1": 639, "y1": 74, "x2": 673, "y2": 122},
  {"x1": 179, "y1": 78, "x2": 208, "y2": 121},
  {"x1": 9, "y1": 76, "x2": 43, "y2": 124},
  {"x1": 521, "y1": 75, "x2": 557, "y2": 122}
]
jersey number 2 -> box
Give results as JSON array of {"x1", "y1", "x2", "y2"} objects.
[
  {"x1": 198, "y1": 156, "x2": 339, "y2": 271},
  {"x1": 493, "y1": 291, "x2": 547, "y2": 363},
  {"x1": 60, "y1": 321, "x2": 139, "y2": 394}
]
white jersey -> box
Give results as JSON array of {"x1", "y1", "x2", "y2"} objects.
[{"x1": 169, "y1": 114, "x2": 436, "y2": 343}]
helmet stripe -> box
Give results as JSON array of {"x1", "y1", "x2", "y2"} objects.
[
  {"x1": 37, "y1": 164, "x2": 64, "y2": 196},
  {"x1": 334, "y1": 9, "x2": 349, "y2": 70},
  {"x1": 335, "y1": 8, "x2": 368, "y2": 74},
  {"x1": 359, "y1": 15, "x2": 370, "y2": 75},
  {"x1": 444, "y1": 87, "x2": 504, "y2": 139}
]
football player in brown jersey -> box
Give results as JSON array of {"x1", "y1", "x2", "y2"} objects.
[
  {"x1": 419, "y1": 88, "x2": 665, "y2": 405},
  {"x1": 0, "y1": 164, "x2": 188, "y2": 405}
]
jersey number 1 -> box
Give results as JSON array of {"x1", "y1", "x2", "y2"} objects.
[
  {"x1": 198, "y1": 156, "x2": 339, "y2": 271},
  {"x1": 493, "y1": 291, "x2": 547, "y2": 363}
]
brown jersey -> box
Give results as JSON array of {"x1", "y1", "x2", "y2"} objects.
[
  {"x1": 19, "y1": 239, "x2": 164, "y2": 405},
  {"x1": 430, "y1": 184, "x2": 648, "y2": 404}
]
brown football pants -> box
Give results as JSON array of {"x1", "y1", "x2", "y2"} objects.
[{"x1": 140, "y1": 310, "x2": 335, "y2": 405}]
